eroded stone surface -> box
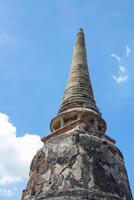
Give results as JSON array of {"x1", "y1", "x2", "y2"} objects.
[{"x1": 21, "y1": 125, "x2": 133, "y2": 200}]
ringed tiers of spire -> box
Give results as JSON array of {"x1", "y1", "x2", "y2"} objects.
[
  {"x1": 59, "y1": 28, "x2": 98, "y2": 114},
  {"x1": 50, "y1": 29, "x2": 106, "y2": 134}
]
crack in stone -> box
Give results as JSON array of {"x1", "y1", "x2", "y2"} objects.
[{"x1": 59, "y1": 153, "x2": 79, "y2": 176}]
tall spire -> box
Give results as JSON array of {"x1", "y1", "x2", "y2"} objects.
[
  {"x1": 59, "y1": 28, "x2": 99, "y2": 114},
  {"x1": 50, "y1": 29, "x2": 106, "y2": 134}
]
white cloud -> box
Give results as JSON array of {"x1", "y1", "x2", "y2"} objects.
[
  {"x1": 119, "y1": 65, "x2": 125, "y2": 73},
  {"x1": 126, "y1": 46, "x2": 131, "y2": 57},
  {"x1": 111, "y1": 53, "x2": 121, "y2": 62},
  {"x1": 0, "y1": 113, "x2": 43, "y2": 187},
  {"x1": 0, "y1": 187, "x2": 17, "y2": 197},
  {"x1": 112, "y1": 75, "x2": 128, "y2": 83},
  {"x1": 111, "y1": 49, "x2": 129, "y2": 84},
  {"x1": 111, "y1": 62, "x2": 128, "y2": 84}
]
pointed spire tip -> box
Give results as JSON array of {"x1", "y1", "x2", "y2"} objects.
[{"x1": 78, "y1": 28, "x2": 84, "y2": 33}]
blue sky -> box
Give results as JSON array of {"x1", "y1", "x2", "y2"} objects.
[{"x1": 0, "y1": 0, "x2": 134, "y2": 199}]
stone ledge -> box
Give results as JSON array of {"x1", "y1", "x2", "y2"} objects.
[
  {"x1": 41, "y1": 119, "x2": 82, "y2": 143},
  {"x1": 31, "y1": 189, "x2": 123, "y2": 200},
  {"x1": 104, "y1": 134, "x2": 116, "y2": 144}
]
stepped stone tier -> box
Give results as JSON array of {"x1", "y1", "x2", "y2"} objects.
[{"x1": 21, "y1": 29, "x2": 133, "y2": 200}]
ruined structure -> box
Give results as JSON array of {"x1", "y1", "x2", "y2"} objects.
[{"x1": 22, "y1": 29, "x2": 133, "y2": 200}]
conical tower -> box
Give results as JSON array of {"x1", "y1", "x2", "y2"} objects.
[
  {"x1": 50, "y1": 28, "x2": 106, "y2": 137},
  {"x1": 59, "y1": 28, "x2": 98, "y2": 114},
  {"x1": 21, "y1": 29, "x2": 133, "y2": 200}
]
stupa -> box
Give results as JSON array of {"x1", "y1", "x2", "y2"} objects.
[{"x1": 21, "y1": 29, "x2": 133, "y2": 200}]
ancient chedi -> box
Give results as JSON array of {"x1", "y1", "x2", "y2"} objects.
[{"x1": 22, "y1": 29, "x2": 133, "y2": 200}]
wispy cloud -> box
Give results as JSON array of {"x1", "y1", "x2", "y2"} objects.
[
  {"x1": 126, "y1": 46, "x2": 131, "y2": 57},
  {"x1": 111, "y1": 42, "x2": 133, "y2": 84},
  {"x1": 112, "y1": 75, "x2": 128, "y2": 83},
  {"x1": 119, "y1": 65, "x2": 125, "y2": 73},
  {"x1": 111, "y1": 53, "x2": 121, "y2": 62},
  {"x1": 111, "y1": 52, "x2": 128, "y2": 84},
  {"x1": 110, "y1": 40, "x2": 134, "y2": 84}
]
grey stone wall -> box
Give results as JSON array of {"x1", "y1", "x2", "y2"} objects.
[{"x1": 21, "y1": 125, "x2": 133, "y2": 200}]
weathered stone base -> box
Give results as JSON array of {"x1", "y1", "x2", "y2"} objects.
[
  {"x1": 29, "y1": 189, "x2": 124, "y2": 200},
  {"x1": 22, "y1": 124, "x2": 133, "y2": 200}
]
